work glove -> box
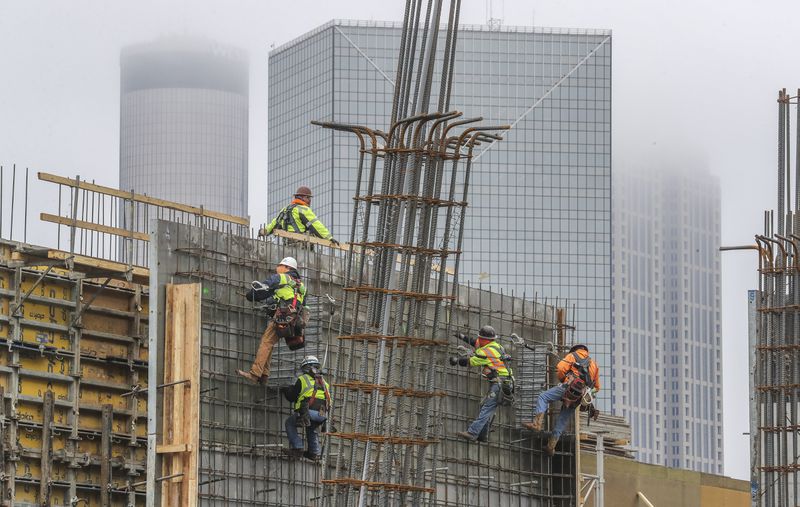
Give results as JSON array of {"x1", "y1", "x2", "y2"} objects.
[
  {"x1": 590, "y1": 387, "x2": 599, "y2": 396},
  {"x1": 330, "y1": 238, "x2": 341, "y2": 247},
  {"x1": 257, "y1": 226, "x2": 268, "y2": 238},
  {"x1": 449, "y1": 356, "x2": 460, "y2": 366}
]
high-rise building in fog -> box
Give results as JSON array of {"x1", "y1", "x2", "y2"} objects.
[
  {"x1": 268, "y1": 20, "x2": 613, "y2": 407},
  {"x1": 120, "y1": 36, "x2": 249, "y2": 218},
  {"x1": 612, "y1": 166, "x2": 723, "y2": 473}
]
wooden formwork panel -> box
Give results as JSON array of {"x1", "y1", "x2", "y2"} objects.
[{"x1": 0, "y1": 244, "x2": 148, "y2": 506}]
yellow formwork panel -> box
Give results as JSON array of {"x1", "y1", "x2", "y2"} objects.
[{"x1": 1, "y1": 249, "x2": 147, "y2": 505}]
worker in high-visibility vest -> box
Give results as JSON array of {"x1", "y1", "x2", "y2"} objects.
[
  {"x1": 237, "y1": 256, "x2": 308, "y2": 383},
  {"x1": 259, "y1": 186, "x2": 339, "y2": 246},
  {"x1": 522, "y1": 344, "x2": 600, "y2": 456},
  {"x1": 449, "y1": 325, "x2": 515, "y2": 442},
  {"x1": 281, "y1": 356, "x2": 332, "y2": 460}
]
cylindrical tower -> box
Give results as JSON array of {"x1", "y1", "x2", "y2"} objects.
[{"x1": 120, "y1": 36, "x2": 249, "y2": 218}]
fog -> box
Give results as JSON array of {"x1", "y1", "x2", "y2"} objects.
[{"x1": 2, "y1": 0, "x2": 800, "y2": 480}]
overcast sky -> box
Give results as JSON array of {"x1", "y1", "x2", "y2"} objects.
[{"x1": 3, "y1": 0, "x2": 800, "y2": 481}]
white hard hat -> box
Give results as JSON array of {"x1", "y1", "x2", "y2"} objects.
[
  {"x1": 301, "y1": 355, "x2": 320, "y2": 369},
  {"x1": 279, "y1": 256, "x2": 298, "y2": 270}
]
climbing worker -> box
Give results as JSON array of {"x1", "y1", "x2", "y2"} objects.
[
  {"x1": 236, "y1": 256, "x2": 308, "y2": 383},
  {"x1": 449, "y1": 325, "x2": 515, "y2": 443},
  {"x1": 258, "y1": 186, "x2": 339, "y2": 246},
  {"x1": 521, "y1": 344, "x2": 600, "y2": 456},
  {"x1": 281, "y1": 355, "x2": 332, "y2": 460}
]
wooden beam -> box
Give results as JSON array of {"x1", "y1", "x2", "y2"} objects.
[
  {"x1": 100, "y1": 404, "x2": 113, "y2": 507},
  {"x1": 41, "y1": 212, "x2": 149, "y2": 241},
  {"x1": 38, "y1": 172, "x2": 250, "y2": 226},
  {"x1": 157, "y1": 444, "x2": 190, "y2": 454},
  {"x1": 40, "y1": 390, "x2": 54, "y2": 505},
  {"x1": 160, "y1": 284, "x2": 200, "y2": 507},
  {"x1": 46, "y1": 250, "x2": 150, "y2": 283}
]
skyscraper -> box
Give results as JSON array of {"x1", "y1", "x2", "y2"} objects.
[
  {"x1": 268, "y1": 20, "x2": 613, "y2": 406},
  {"x1": 612, "y1": 164, "x2": 723, "y2": 473},
  {"x1": 120, "y1": 36, "x2": 249, "y2": 218}
]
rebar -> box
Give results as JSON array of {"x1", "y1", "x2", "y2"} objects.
[{"x1": 752, "y1": 90, "x2": 800, "y2": 506}]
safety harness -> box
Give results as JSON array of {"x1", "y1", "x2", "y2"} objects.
[
  {"x1": 561, "y1": 352, "x2": 595, "y2": 408},
  {"x1": 296, "y1": 372, "x2": 331, "y2": 415},
  {"x1": 477, "y1": 341, "x2": 516, "y2": 401},
  {"x1": 273, "y1": 273, "x2": 306, "y2": 350}
]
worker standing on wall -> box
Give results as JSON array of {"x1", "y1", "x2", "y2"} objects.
[
  {"x1": 236, "y1": 256, "x2": 308, "y2": 383},
  {"x1": 281, "y1": 355, "x2": 332, "y2": 460},
  {"x1": 258, "y1": 186, "x2": 339, "y2": 246},
  {"x1": 449, "y1": 325, "x2": 515, "y2": 442},
  {"x1": 522, "y1": 344, "x2": 600, "y2": 456}
]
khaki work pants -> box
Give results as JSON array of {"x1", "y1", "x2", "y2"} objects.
[{"x1": 248, "y1": 309, "x2": 310, "y2": 379}]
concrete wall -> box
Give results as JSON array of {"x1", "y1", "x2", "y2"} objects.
[
  {"x1": 148, "y1": 221, "x2": 579, "y2": 506},
  {"x1": 581, "y1": 452, "x2": 748, "y2": 507}
]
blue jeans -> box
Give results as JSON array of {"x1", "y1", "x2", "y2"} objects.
[
  {"x1": 285, "y1": 409, "x2": 327, "y2": 455},
  {"x1": 533, "y1": 384, "x2": 575, "y2": 439},
  {"x1": 467, "y1": 383, "x2": 501, "y2": 439}
]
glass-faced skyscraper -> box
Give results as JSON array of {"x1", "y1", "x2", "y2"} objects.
[
  {"x1": 612, "y1": 165, "x2": 723, "y2": 473},
  {"x1": 268, "y1": 21, "x2": 612, "y2": 406},
  {"x1": 120, "y1": 36, "x2": 249, "y2": 218}
]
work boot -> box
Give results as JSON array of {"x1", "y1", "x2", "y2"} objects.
[
  {"x1": 303, "y1": 451, "x2": 321, "y2": 462},
  {"x1": 282, "y1": 448, "x2": 303, "y2": 459},
  {"x1": 456, "y1": 431, "x2": 477, "y2": 442},
  {"x1": 545, "y1": 435, "x2": 559, "y2": 456},
  {"x1": 522, "y1": 413, "x2": 545, "y2": 431},
  {"x1": 236, "y1": 370, "x2": 260, "y2": 384}
]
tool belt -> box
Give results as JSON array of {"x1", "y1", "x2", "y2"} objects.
[
  {"x1": 561, "y1": 376, "x2": 587, "y2": 409},
  {"x1": 273, "y1": 304, "x2": 306, "y2": 350}
]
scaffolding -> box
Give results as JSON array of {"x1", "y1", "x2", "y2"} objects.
[{"x1": 748, "y1": 88, "x2": 800, "y2": 506}]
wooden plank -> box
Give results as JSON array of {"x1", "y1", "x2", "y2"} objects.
[
  {"x1": 39, "y1": 390, "x2": 54, "y2": 505},
  {"x1": 160, "y1": 283, "x2": 201, "y2": 507},
  {"x1": 46, "y1": 250, "x2": 150, "y2": 283},
  {"x1": 41, "y1": 213, "x2": 150, "y2": 241},
  {"x1": 157, "y1": 444, "x2": 189, "y2": 454},
  {"x1": 38, "y1": 172, "x2": 249, "y2": 226},
  {"x1": 100, "y1": 404, "x2": 113, "y2": 507},
  {"x1": 185, "y1": 283, "x2": 201, "y2": 507},
  {"x1": 171, "y1": 286, "x2": 186, "y2": 485}
]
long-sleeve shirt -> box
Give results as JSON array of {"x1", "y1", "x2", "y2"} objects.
[
  {"x1": 264, "y1": 199, "x2": 332, "y2": 239},
  {"x1": 245, "y1": 269, "x2": 306, "y2": 305}
]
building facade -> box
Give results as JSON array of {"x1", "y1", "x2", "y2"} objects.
[
  {"x1": 268, "y1": 20, "x2": 613, "y2": 407},
  {"x1": 612, "y1": 165, "x2": 723, "y2": 473},
  {"x1": 120, "y1": 36, "x2": 249, "y2": 219}
]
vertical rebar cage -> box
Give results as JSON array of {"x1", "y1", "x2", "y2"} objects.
[{"x1": 751, "y1": 89, "x2": 800, "y2": 506}]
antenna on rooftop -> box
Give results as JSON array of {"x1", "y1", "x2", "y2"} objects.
[{"x1": 486, "y1": 0, "x2": 503, "y2": 30}]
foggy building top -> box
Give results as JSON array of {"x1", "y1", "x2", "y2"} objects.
[{"x1": 119, "y1": 36, "x2": 249, "y2": 219}]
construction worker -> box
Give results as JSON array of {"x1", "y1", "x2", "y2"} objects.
[
  {"x1": 522, "y1": 344, "x2": 600, "y2": 456},
  {"x1": 258, "y1": 186, "x2": 339, "y2": 246},
  {"x1": 449, "y1": 325, "x2": 515, "y2": 442},
  {"x1": 281, "y1": 355, "x2": 331, "y2": 460},
  {"x1": 236, "y1": 256, "x2": 308, "y2": 383}
]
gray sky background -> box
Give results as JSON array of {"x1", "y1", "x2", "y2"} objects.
[{"x1": 3, "y1": 0, "x2": 800, "y2": 480}]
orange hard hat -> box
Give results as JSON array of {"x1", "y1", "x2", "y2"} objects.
[{"x1": 295, "y1": 186, "x2": 313, "y2": 198}]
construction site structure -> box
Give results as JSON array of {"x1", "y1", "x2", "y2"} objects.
[
  {"x1": 1, "y1": 1, "x2": 590, "y2": 504},
  {"x1": 0, "y1": 164, "x2": 582, "y2": 506},
  {"x1": 726, "y1": 88, "x2": 800, "y2": 506}
]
